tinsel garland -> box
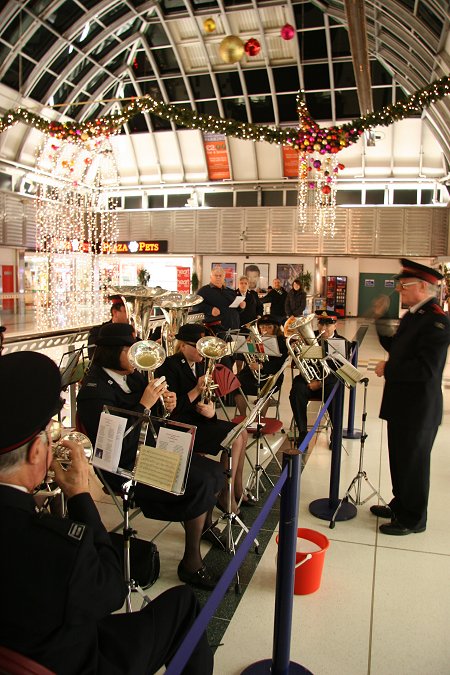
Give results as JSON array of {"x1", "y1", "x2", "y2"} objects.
[{"x1": 0, "y1": 74, "x2": 449, "y2": 153}]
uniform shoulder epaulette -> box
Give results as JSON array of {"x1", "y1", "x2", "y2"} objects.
[{"x1": 34, "y1": 512, "x2": 86, "y2": 543}]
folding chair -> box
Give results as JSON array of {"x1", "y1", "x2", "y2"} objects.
[
  {"x1": 212, "y1": 363, "x2": 250, "y2": 421},
  {"x1": 0, "y1": 646, "x2": 55, "y2": 675}
]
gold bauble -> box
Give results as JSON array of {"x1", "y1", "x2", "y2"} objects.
[
  {"x1": 219, "y1": 35, "x2": 245, "y2": 64},
  {"x1": 203, "y1": 17, "x2": 216, "y2": 33}
]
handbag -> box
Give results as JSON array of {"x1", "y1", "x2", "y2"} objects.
[{"x1": 109, "y1": 532, "x2": 160, "y2": 589}]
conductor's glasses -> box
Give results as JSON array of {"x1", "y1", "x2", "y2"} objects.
[{"x1": 398, "y1": 281, "x2": 419, "y2": 289}]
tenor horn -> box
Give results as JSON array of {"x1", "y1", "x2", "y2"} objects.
[
  {"x1": 196, "y1": 335, "x2": 228, "y2": 404},
  {"x1": 128, "y1": 340, "x2": 169, "y2": 415},
  {"x1": 286, "y1": 314, "x2": 331, "y2": 384}
]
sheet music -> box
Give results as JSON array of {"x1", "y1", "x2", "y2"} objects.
[
  {"x1": 93, "y1": 412, "x2": 128, "y2": 472},
  {"x1": 327, "y1": 338, "x2": 347, "y2": 358},
  {"x1": 134, "y1": 444, "x2": 181, "y2": 492},
  {"x1": 229, "y1": 295, "x2": 244, "y2": 308}
]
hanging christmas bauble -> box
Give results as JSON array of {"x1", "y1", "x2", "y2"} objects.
[
  {"x1": 219, "y1": 35, "x2": 245, "y2": 64},
  {"x1": 204, "y1": 17, "x2": 216, "y2": 33},
  {"x1": 281, "y1": 23, "x2": 295, "y2": 40},
  {"x1": 321, "y1": 185, "x2": 332, "y2": 195},
  {"x1": 244, "y1": 38, "x2": 261, "y2": 57}
]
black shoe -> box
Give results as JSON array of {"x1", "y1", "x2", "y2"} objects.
[
  {"x1": 379, "y1": 519, "x2": 426, "y2": 536},
  {"x1": 201, "y1": 526, "x2": 226, "y2": 549},
  {"x1": 370, "y1": 504, "x2": 392, "y2": 519},
  {"x1": 177, "y1": 562, "x2": 217, "y2": 590},
  {"x1": 239, "y1": 493, "x2": 257, "y2": 507}
]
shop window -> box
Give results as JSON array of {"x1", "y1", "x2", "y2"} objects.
[
  {"x1": 236, "y1": 192, "x2": 258, "y2": 207},
  {"x1": 420, "y1": 190, "x2": 433, "y2": 205},
  {"x1": 167, "y1": 194, "x2": 188, "y2": 208},
  {"x1": 124, "y1": 196, "x2": 142, "y2": 209},
  {"x1": 262, "y1": 191, "x2": 283, "y2": 206},
  {"x1": 393, "y1": 190, "x2": 417, "y2": 205},
  {"x1": 286, "y1": 190, "x2": 298, "y2": 206},
  {"x1": 204, "y1": 193, "x2": 233, "y2": 207},
  {"x1": 365, "y1": 190, "x2": 385, "y2": 205},
  {"x1": 336, "y1": 190, "x2": 361, "y2": 205},
  {"x1": 148, "y1": 195, "x2": 164, "y2": 208}
]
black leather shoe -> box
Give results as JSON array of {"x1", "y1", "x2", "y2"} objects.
[
  {"x1": 239, "y1": 493, "x2": 257, "y2": 507},
  {"x1": 370, "y1": 504, "x2": 392, "y2": 518},
  {"x1": 177, "y1": 562, "x2": 217, "y2": 590},
  {"x1": 379, "y1": 519, "x2": 426, "y2": 536}
]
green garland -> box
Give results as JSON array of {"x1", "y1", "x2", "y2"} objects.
[{"x1": 0, "y1": 75, "x2": 449, "y2": 154}]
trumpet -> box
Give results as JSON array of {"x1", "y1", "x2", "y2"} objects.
[
  {"x1": 53, "y1": 432, "x2": 93, "y2": 468},
  {"x1": 286, "y1": 314, "x2": 331, "y2": 384},
  {"x1": 196, "y1": 335, "x2": 228, "y2": 403},
  {"x1": 128, "y1": 340, "x2": 169, "y2": 416}
]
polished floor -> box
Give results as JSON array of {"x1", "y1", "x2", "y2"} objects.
[{"x1": 7, "y1": 312, "x2": 450, "y2": 674}]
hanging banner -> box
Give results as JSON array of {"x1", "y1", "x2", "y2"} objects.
[
  {"x1": 177, "y1": 267, "x2": 191, "y2": 293},
  {"x1": 203, "y1": 133, "x2": 230, "y2": 180},
  {"x1": 282, "y1": 146, "x2": 299, "y2": 178}
]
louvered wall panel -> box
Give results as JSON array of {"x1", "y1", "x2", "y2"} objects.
[
  {"x1": 270, "y1": 208, "x2": 295, "y2": 253},
  {"x1": 0, "y1": 194, "x2": 5, "y2": 244},
  {"x1": 348, "y1": 209, "x2": 376, "y2": 254},
  {"x1": 196, "y1": 210, "x2": 219, "y2": 253},
  {"x1": 4, "y1": 194, "x2": 23, "y2": 246},
  {"x1": 404, "y1": 209, "x2": 431, "y2": 256},
  {"x1": 24, "y1": 199, "x2": 36, "y2": 249},
  {"x1": 129, "y1": 212, "x2": 150, "y2": 239},
  {"x1": 219, "y1": 209, "x2": 243, "y2": 253},
  {"x1": 376, "y1": 209, "x2": 404, "y2": 255},
  {"x1": 116, "y1": 212, "x2": 130, "y2": 240},
  {"x1": 322, "y1": 209, "x2": 348, "y2": 254},
  {"x1": 173, "y1": 211, "x2": 196, "y2": 253},
  {"x1": 150, "y1": 211, "x2": 173, "y2": 248},
  {"x1": 296, "y1": 209, "x2": 320, "y2": 253},
  {"x1": 431, "y1": 209, "x2": 448, "y2": 255},
  {"x1": 244, "y1": 209, "x2": 269, "y2": 253}
]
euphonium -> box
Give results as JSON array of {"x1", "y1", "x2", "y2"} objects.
[
  {"x1": 157, "y1": 293, "x2": 204, "y2": 356},
  {"x1": 286, "y1": 314, "x2": 331, "y2": 384},
  {"x1": 128, "y1": 340, "x2": 169, "y2": 416},
  {"x1": 108, "y1": 286, "x2": 169, "y2": 340},
  {"x1": 196, "y1": 335, "x2": 228, "y2": 403}
]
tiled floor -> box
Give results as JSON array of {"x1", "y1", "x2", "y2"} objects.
[{"x1": 9, "y1": 312, "x2": 450, "y2": 674}]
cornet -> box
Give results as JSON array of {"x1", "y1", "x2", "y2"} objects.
[
  {"x1": 128, "y1": 340, "x2": 170, "y2": 416},
  {"x1": 196, "y1": 335, "x2": 228, "y2": 403}
]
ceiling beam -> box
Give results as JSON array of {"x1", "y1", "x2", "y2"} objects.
[{"x1": 344, "y1": 0, "x2": 373, "y2": 115}]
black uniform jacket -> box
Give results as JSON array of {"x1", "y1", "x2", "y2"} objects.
[
  {"x1": 236, "y1": 289, "x2": 263, "y2": 326},
  {"x1": 0, "y1": 487, "x2": 126, "y2": 675},
  {"x1": 378, "y1": 298, "x2": 450, "y2": 427},
  {"x1": 156, "y1": 352, "x2": 235, "y2": 455},
  {"x1": 197, "y1": 283, "x2": 240, "y2": 329},
  {"x1": 238, "y1": 334, "x2": 288, "y2": 394},
  {"x1": 77, "y1": 365, "x2": 223, "y2": 519}
]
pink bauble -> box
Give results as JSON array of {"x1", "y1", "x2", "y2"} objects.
[{"x1": 281, "y1": 23, "x2": 295, "y2": 40}]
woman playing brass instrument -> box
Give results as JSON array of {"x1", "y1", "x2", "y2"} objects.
[
  {"x1": 77, "y1": 322, "x2": 226, "y2": 590},
  {"x1": 155, "y1": 323, "x2": 250, "y2": 515}
]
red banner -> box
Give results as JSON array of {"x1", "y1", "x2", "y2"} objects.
[
  {"x1": 203, "y1": 133, "x2": 230, "y2": 181},
  {"x1": 282, "y1": 146, "x2": 299, "y2": 178},
  {"x1": 177, "y1": 267, "x2": 191, "y2": 293}
]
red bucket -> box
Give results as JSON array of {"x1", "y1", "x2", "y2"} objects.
[{"x1": 277, "y1": 528, "x2": 330, "y2": 595}]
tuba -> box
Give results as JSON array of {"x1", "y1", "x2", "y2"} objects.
[
  {"x1": 108, "y1": 285, "x2": 169, "y2": 340},
  {"x1": 196, "y1": 335, "x2": 228, "y2": 403},
  {"x1": 285, "y1": 314, "x2": 331, "y2": 384},
  {"x1": 156, "y1": 292, "x2": 204, "y2": 356},
  {"x1": 128, "y1": 340, "x2": 169, "y2": 416}
]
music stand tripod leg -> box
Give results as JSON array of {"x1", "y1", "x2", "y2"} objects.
[
  {"x1": 122, "y1": 481, "x2": 152, "y2": 612},
  {"x1": 329, "y1": 380, "x2": 387, "y2": 529}
]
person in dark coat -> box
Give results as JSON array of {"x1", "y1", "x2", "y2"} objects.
[
  {"x1": 197, "y1": 266, "x2": 244, "y2": 335},
  {"x1": 0, "y1": 351, "x2": 213, "y2": 675},
  {"x1": 0, "y1": 325, "x2": 5, "y2": 355},
  {"x1": 236, "y1": 275, "x2": 263, "y2": 328},
  {"x1": 372, "y1": 258, "x2": 450, "y2": 535},
  {"x1": 234, "y1": 315, "x2": 288, "y2": 416},
  {"x1": 87, "y1": 295, "x2": 129, "y2": 358},
  {"x1": 289, "y1": 311, "x2": 347, "y2": 445},
  {"x1": 260, "y1": 278, "x2": 287, "y2": 325},
  {"x1": 77, "y1": 323, "x2": 225, "y2": 589},
  {"x1": 155, "y1": 323, "x2": 250, "y2": 514},
  {"x1": 285, "y1": 278, "x2": 307, "y2": 319}
]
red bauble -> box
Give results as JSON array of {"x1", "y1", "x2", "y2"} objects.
[
  {"x1": 281, "y1": 24, "x2": 295, "y2": 40},
  {"x1": 245, "y1": 38, "x2": 261, "y2": 57},
  {"x1": 321, "y1": 185, "x2": 332, "y2": 195}
]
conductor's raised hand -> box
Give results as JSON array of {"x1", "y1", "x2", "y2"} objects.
[{"x1": 51, "y1": 440, "x2": 90, "y2": 499}]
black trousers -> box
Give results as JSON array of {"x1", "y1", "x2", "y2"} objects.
[
  {"x1": 98, "y1": 585, "x2": 213, "y2": 674},
  {"x1": 386, "y1": 420, "x2": 438, "y2": 530},
  {"x1": 289, "y1": 374, "x2": 336, "y2": 437}
]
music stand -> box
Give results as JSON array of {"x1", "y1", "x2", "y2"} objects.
[
  {"x1": 93, "y1": 406, "x2": 195, "y2": 611},
  {"x1": 59, "y1": 348, "x2": 84, "y2": 390}
]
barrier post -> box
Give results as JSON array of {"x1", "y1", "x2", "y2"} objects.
[
  {"x1": 242, "y1": 450, "x2": 312, "y2": 675},
  {"x1": 343, "y1": 341, "x2": 362, "y2": 439},
  {"x1": 309, "y1": 381, "x2": 357, "y2": 522}
]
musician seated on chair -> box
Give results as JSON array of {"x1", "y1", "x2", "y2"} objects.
[
  {"x1": 87, "y1": 295, "x2": 131, "y2": 358},
  {"x1": 234, "y1": 315, "x2": 288, "y2": 418},
  {"x1": 77, "y1": 322, "x2": 225, "y2": 591},
  {"x1": 289, "y1": 310, "x2": 349, "y2": 445},
  {"x1": 0, "y1": 351, "x2": 213, "y2": 675},
  {"x1": 155, "y1": 323, "x2": 252, "y2": 514}
]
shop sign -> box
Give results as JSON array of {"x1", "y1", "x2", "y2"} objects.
[{"x1": 102, "y1": 240, "x2": 168, "y2": 254}]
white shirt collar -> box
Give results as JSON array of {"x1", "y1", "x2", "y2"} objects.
[
  {"x1": 103, "y1": 368, "x2": 132, "y2": 393},
  {"x1": 409, "y1": 296, "x2": 432, "y2": 314},
  {"x1": 0, "y1": 482, "x2": 28, "y2": 493}
]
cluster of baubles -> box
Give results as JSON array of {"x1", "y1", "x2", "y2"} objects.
[
  {"x1": 204, "y1": 17, "x2": 295, "y2": 64},
  {"x1": 299, "y1": 154, "x2": 346, "y2": 195}
]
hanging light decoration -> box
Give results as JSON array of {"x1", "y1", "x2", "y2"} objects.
[
  {"x1": 296, "y1": 99, "x2": 344, "y2": 238},
  {"x1": 35, "y1": 135, "x2": 119, "y2": 330}
]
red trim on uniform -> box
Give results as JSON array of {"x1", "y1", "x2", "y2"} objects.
[
  {"x1": 0, "y1": 429, "x2": 39, "y2": 455},
  {"x1": 402, "y1": 266, "x2": 440, "y2": 284},
  {"x1": 431, "y1": 304, "x2": 446, "y2": 315}
]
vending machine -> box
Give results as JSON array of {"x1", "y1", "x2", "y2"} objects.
[{"x1": 326, "y1": 276, "x2": 347, "y2": 317}]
